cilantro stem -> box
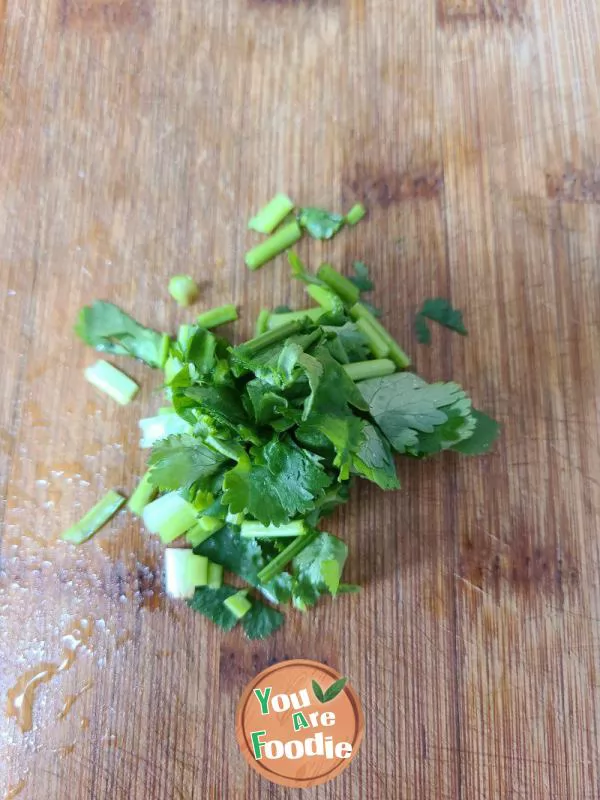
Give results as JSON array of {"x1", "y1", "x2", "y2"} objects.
[
  {"x1": 240, "y1": 520, "x2": 308, "y2": 539},
  {"x1": 62, "y1": 490, "x2": 126, "y2": 544},
  {"x1": 266, "y1": 308, "x2": 324, "y2": 330},
  {"x1": 224, "y1": 590, "x2": 252, "y2": 619},
  {"x1": 316, "y1": 264, "x2": 360, "y2": 305},
  {"x1": 345, "y1": 203, "x2": 367, "y2": 226},
  {"x1": 255, "y1": 308, "x2": 271, "y2": 336},
  {"x1": 343, "y1": 359, "x2": 396, "y2": 381},
  {"x1": 257, "y1": 529, "x2": 319, "y2": 584},
  {"x1": 245, "y1": 221, "x2": 302, "y2": 271},
  {"x1": 350, "y1": 303, "x2": 411, "y2": 368},
  {"x1": 84, "y1": 360, "x2": 139, "y2": 405},
  {"x1": 248, "y1": 194, "x2": 295, "y2": 234},
  {"x1": 355, "y1": 317, "x2": 390, "y2": 359},
  {"x1": 127, "y1": 469, "x2": 157, "y2": 516},
  {"x1": 197, "y1": 304, "x2": 238, "y2": 329},
  {"x1": 241, "y1": 319, "x2": 307, "y2": 355}
]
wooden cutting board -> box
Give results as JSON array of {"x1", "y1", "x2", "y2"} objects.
[{"x1": 1, "y1": 0, "x2": 599, "y2": 797}]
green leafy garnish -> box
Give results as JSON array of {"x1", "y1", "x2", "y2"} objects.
[
  {"x1": 297, "y1": 207, "x2": 345, "y2": 240},
  {"x1": 415, "y1": 297, "x2": 468, "y2": 343},
  {"x1": 75, "y1": 301, "x2": 165, "y2": 367},
  {"x1": 72, "y1": 202, "x2": 499, "y2": 638}
]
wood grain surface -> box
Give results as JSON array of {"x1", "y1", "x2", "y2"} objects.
[{"x1": 1, "y1": 0, "x2": 599, "y2": 797}]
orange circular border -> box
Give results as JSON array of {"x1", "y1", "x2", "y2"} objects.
[{"x1": 235, "y1": 658, "x2": 364, "y2": 788}]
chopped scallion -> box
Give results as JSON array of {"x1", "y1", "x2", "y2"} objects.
[
  {"x1": 355, "y1": 317, "x2": 390, "y2": 359},
  {"x1": 207, "y1": 561, "x2": 223, "y2": 589},
  {"x1": 350, "y1": 303, "x2": 411, "y2": 368},
  {"x1": 240, "y1": 520, "x2": 308, "y2": 539},
  {"x1": 343, "y1": 358, "x2": 396, "y2": 382},
  {"x1": 248, "y1": 194, "x2": 295, "y2": 234},
  {"x1": 245, "y1": 221, "x2": 302, "y2": 271},
  {"x1": 345, "y1": 203, "x2": 367, "y2": 226},
  {"x1": 84, "y1": 360, "x2": 139, "y2": 405},
  {"x1": 62, "y1": 490, "x2": 126, "y2": 544},
  {"x1": 142, "y1": 492, "x2": 198, "y2": 543},
  {"x1": 197, "y1": 304, "x2": 238, "y2": 329},
  {"x1": 316, "y1": 264, "x2": 360, "y2": 305},
  {"x1": 257, "y1": 530, "x2": 319, "y2": 584},
  {"x1": 127, "y1": 469, "x2": 157, "y2": 516},
  {"x1": 223, "y1": 590, "x2": 252, "y2": 619},
  {"x1": 255, "y1": 308, "x2": 271, "y2": 336}
]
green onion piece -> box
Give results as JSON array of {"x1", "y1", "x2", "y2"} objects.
[
  {"x1": 142, "y1": 492, "x2": 198, "y2": 544},
  {"x1": 241, "y1": 319, "x2": 306, "y2": 355},
  {"x1": 62, "y1": 490, "x2": 126, "y2": 544},
  {"x1": 255, "y1": 308, "x2": 271, "y2": 336},
  {"x1": 187, "y1": 554, "x2": 208, "y2": 588},
  {"x1": 344, "y1": 358, "x2": 396, "y2": 382},
  {"x1": 248, "y1": 194, "x2": 295, "y2": 234},
  {"x1": 159, "y1": 334, "x2": 171, "y2": 368},
  {"x1": 164, "y1": 549, "x2": 207, "y2": 598},
  {"x1": 355, "y1": 317, "x2": 390, "y2": 359},
  {"x1": 316, "y1": 264, "x2": 360, "y2": 305},
  {"x1": 224, "y1": 590, "x2": 252, "y2": 620},
  {"x1": 168, "y1": 275, "x2": 200, "y2": 307},
  {"x1": 197, "y1": 304, "x2": 238, "y2": 329},
  {"x1": 350, "y1": 303, "x2": 411, "y2": 368},
  {"x1": 84, "y1": 360, "x2": 139, "y2": 405},
  {"x1": 257, "y1": 530, "x2": 319, "y2": 584},
  {"x1": 345, "y1": 203, "x2": 367, "y2": 226},
  {"x1": 139, "y1": 414, "x2": 190, "y2": 448},
  {"x1": 266, "y1": 308, "x2": 324, "y2": 330},
  {"x1": 305, "y1": 284, "x2": 337, "y2": 310},
  {"x1": 207, "y1": 561, "x2": 224, "y2": 589},
  {"x1": 240, "y1": 520, "x2": 308, "y2": 539},
  {"x1": 127, "y1": 470, "x2": 157, "y2": 516},
  {"x1": 245, "y1": 221, "x2": 302, "y2": 271}
]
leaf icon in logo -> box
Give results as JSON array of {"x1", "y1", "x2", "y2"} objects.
[
  {"x1": 312, "y1": 676, "x2": 348, "y2": 704},
  {"x1": 312, "y1": 679, "x2": 326, "y2": 703}
]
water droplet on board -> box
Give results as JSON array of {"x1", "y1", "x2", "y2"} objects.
[{"x1": 6, "y1": 619, "x2": 95, "y2": 733}]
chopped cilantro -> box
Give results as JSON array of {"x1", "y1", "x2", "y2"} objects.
[{"x1": 416, "y1": 297, "x2": 468, "y2": 343}]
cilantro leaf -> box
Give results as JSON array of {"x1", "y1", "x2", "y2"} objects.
[
  {"x1": 452, "y1": 410, "x2": 500, "y2": 455},
  {"x1": 348, "y1": 261, "x2": 374, "y2": 292},
  {"x1": 358, "y1": 373, "x2": 471, "y2": 454},
  {"x1": 414, "y1": 313, "x2": 431, "y2": 345},
  {"x1": 297, "y1": 414, "x2": 364, "y2": 481},
  {"x1": 352, "y1": 423, "x2": 400, "y2": 489},
  {"x1": 323, "y1": 322, "x2": 370, "y2": 363},
  {"x1": 193, "y1": 524, "x2": 292, "y2": 603},
  {"x1": 297, "y1": 207, "x2": 345, "y2": 240},
  {"x1": 188, "y1": 586, "x2": 239, "y2": 630},
  {"x1": 416, "y1": 297, "x2": 468, "y2": 343},
  {"x1": 75, "y1": 301, "x2": 165, "y2": 367},
  {"x1": 242, "y1": 601, "x2": 284, "y2": 639},
  {"x1": 222, "y1": 439, "x2": 332, "y2": 526},
  {"x1": 147, "y1": 434, "x2": 229, "y2": 490},
  {"x1": 291, "y1": 532, "x2": 347, "y2": 609}
]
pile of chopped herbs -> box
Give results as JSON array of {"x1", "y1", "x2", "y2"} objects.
[{"x1": 65, "y1": 196, "x2": 499, "y2": 639}]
